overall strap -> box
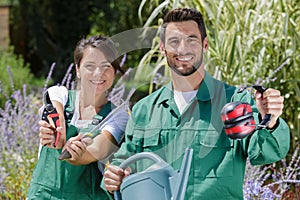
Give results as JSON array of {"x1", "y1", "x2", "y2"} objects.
[
  {"x1": 64, "y1": 90, "x2": 76, "y2": 123},
  {"x1": 91, "y1": 101, "x2": 115, "y2": 125},
  {"x1": 81, "y1": 101, "x2": 116, "y2": 134},
  {"x1": 64, "y1": 90, "x2": 116, "y2": 133}
]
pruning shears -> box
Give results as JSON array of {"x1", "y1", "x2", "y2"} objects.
[{"x1": 41, "y1": 91, "x2": 61, "y2": 147}]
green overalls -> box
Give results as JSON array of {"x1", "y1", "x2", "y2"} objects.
[
  {"x1": 109, "y1": 72, "x2": 290, "y2": 199},
  {"x1": 27, "y1": 91, "x2": 113, "y2": 200}
]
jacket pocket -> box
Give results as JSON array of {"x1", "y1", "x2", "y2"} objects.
[
  {"x1": 131, "y1": 128, "x2": 160, "y2": 148},
  {"x1": 130, "y1": 128, "x2": 168, "y2": 172},
  {"x1": 194, "y1": 130, "x2": 234, "y2": 178}
]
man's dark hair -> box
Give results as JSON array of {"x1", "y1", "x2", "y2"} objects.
[{"x1": 160, "y1": 8, "x2": 207, "y2": 44}]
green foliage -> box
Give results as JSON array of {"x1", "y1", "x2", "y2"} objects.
[
  {"x1": 0, "y1": 47, "x2": 43, "y2": 106},
  {"x1": 196, "y1": 0, "x2": 300, "y2": 152},
  {"x1": 89, "y1": 0, "x2": 144, "y2": 35},
  {"x1": 1, "y1": 151, "x2": 38, "y2": 199},
  {"x1": 9, "y1": 0, "x2": 150, "y2": 83},
  {"x1": 10, "y1": 0, "x2": 93, "y2": 81},
  {"x1": 0, "y1": 0, "x2": 10, "y2": 5},
  {"x1": 89, "y1": 0, "x2": 151, "y2": 72},
  {"x1": 0, "y1": 84, "x2": 40, "y2": 199}
]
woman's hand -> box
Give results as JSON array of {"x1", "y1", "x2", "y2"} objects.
[
  {"x1": 64, "y1": 133, "x2": 93, "y2": 161},
  {"x1": 39, "y1": 120, "x2": 64, "y2": 149}
]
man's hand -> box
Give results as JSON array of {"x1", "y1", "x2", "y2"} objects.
[
  {"x1": 255, "y1": 88, "x2": 284, "y2": 129},
  {"x1": 104, "y1": 165, "x2": 131, "y2": 192}
]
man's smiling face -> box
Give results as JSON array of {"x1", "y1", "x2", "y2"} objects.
[{"x1": 162, "y1": 20, "x2": 206, "y2": 76}]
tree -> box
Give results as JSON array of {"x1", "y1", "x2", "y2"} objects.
[
  {"x1": 10, "y1": 0, "x2": 93, "y2": 82},
  {"x1": 9, "y1": 0, "x2": 147, "y2": 83}
]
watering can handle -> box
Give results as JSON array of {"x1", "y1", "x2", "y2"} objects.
[
  {"x1": 119, "y1": 152, "x2": 169, "y2": 169},
  {"x1": 114, "y1": 152, "x2": 169, "y2": 200}
]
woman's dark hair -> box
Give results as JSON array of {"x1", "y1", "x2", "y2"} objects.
[
  {"x1": 160, "y1": 8, "x2": 207, "y2": 44},
  {"x1": 74, "y1": 35, "x2": 124, "y2": 74}
]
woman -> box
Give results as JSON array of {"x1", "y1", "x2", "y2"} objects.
[{"x1": 27, "y1": 35, "x2": 129, "y2": 199}]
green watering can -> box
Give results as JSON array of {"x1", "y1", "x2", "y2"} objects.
[{"x1": 114, "y1": 148, "x2": 193, "y2": 200}]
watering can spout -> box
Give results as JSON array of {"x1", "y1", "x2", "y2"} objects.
[{"x1": 173, "y1": 148, "x2": 193, "y2": 200}]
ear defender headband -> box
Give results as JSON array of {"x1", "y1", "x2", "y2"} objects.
[{"x1": 220, "y1": 85, "x2": 272, "y2": 140}]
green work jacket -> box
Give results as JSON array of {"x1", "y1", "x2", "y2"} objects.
[
  {"x1": 27, "y1": 91, "x2": 112, "y2": 200},
  {"x1": 110, "y1": 72, "x2": 290, "y2": 199}
]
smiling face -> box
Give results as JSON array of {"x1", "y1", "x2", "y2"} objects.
[
  {"x1": 161, "y1": 20, "x2": 208, "y2": 76},
  {"x1": 76, "y1": 47, "x2": 116, "y2": 95}
]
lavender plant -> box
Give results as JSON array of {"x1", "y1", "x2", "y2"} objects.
[
  {"x1": 243, "y1": 147, "x2": 300, "y2": 199},
  {"x1": 0, "y1": 75, "x2": 40, "y2": 198}
]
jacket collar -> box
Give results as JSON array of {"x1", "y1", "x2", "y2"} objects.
[{"x1": 157, "y1": 71, "x2": 216, "y2": 105}]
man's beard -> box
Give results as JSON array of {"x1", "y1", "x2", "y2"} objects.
[{"x1": 165, "y1": 51, "x2": 203, "y2": 76}]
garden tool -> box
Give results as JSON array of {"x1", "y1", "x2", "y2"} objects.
[
  {"x1": 114, "y1": 148, "x2": 193, "y2": 200},
  {"x1": 41, "y1": 91, "x2": 61, "y2": 147},
  {"x1": 59, "y1": 67, "x2": 140, "y2": 160},
  {"x1": 220, "y1": 85, "x2": 272, "y2": 139},
  {"x1": 58, "y1": 100, "x2": 129, "y2": 160}
]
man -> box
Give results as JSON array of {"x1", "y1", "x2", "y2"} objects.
[{"x1": 104, "y1": 8, "x2": 290, "y2": 199}]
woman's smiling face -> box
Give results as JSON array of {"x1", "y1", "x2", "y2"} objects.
[{"x1": 77, "y1": 46, "x2": 116, "y2": 95}]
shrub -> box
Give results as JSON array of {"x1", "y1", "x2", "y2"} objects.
[{"x1": 0, "y1": 47, "x2": 44, "y2": 107}]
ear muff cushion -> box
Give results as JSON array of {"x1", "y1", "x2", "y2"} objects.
[
  {"x1": 221, "y1": 102, "x2": 243, "y2": 115},
  {"x1": 223, "y1": 113, "x2": 253, "y2": 128},
  {"x1": 221, "y1": 102, "x2": 252, "y2": 122},
  {"x1": 225, "y1": 125, "x2": 256, "y2": 139},
  {"x1": 224, "y1": 115, "x2": 254, "y2": 128},
  {"x1": 224, "y1": 116, "x2": 256, "y2": 139},
  {"x1": 221, "y1": 102, "x2": 253, "y2": 125}
]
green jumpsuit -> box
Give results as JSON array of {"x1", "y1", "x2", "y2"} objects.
[
  {"x1": 27, "y1": 91, "x2": 112, "y2": 200},
  {"x1": 109, "y1": 72, "x2": 290, "y2": 199}
]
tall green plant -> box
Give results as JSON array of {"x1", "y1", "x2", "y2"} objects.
[{"x1": 197, "y1": 0, "x2": 300, "y2": 153}]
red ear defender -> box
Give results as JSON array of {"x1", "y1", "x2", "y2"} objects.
[
  {"x1": 220, "y1": 85, "x2": 272, "y2": 140},
  {"x1": 221, "y1": 102, "x2": 256, "y2": 139}
]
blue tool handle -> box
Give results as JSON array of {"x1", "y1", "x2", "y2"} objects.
[
  {"x1": 119, "y1": 152, "x2": 168, "y2": 169},
  {"x1": 114, "y1": 191, "x2": 122, "y2": 200},
  {"x1": 258, "y1": 113, "x2": 272, "y2": 129}
]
